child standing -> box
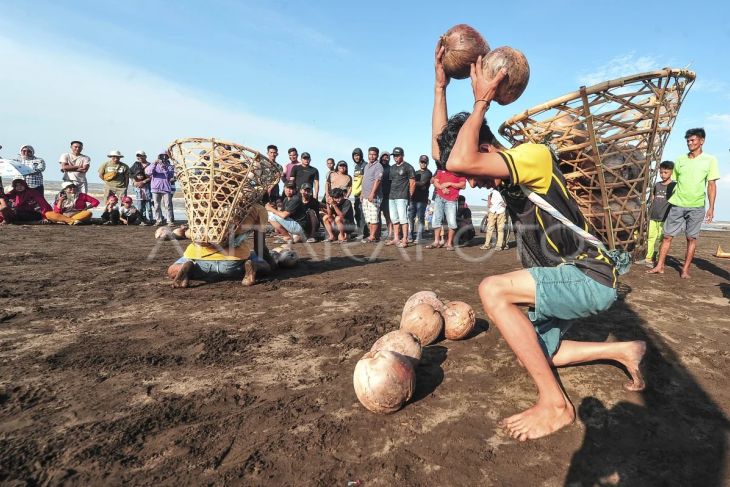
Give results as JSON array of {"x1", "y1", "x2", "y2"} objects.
[
  {"x1": 101, "y1": 195, "x2": 120, "y2": 225},
  {"x1": 643, "y1": 160, "x2": 676, "y2": 266},
  {"x1": 425, "y1": 199, "x2": 433, "y2": 231},
  {"x1": 119, "y1": 196, "x2": 142, "y2": 225}
]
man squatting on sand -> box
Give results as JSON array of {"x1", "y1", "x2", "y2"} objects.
[
  {"x1": 432, "y1": 44, "x2": 646, "y2": 441},
  {"x1": 167, "y1": 203, "x2": 277, "y2": 288}
]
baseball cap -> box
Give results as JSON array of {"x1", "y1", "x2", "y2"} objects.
[
  {"x1": 392, "y1": 147, "x2": 404, "y2": 156},
  {"x1": 284, "y1": 180, "x2": 297, "y2": 188},
  {"x1": 300, "y1": 182, "x2": 312, "y2": 190},
  {"x1": 301, "y1": 152, "x2": 311, "y2": 159},
  {"x1": 135, "y1": 150, "x2": 147, "y2": 157},
  {"x1": 419, "y1": 155, "x2": 429, "y2": 163}
]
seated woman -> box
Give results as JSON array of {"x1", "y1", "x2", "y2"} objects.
[
  {"x1": 0, "y1": 179, "x2": 52, "y2": 224},
  {"x1": 326, "y1": 161, "x2": 353, "y2": 200},
  {"x1": 167, "y1": 204, "x2": 277, "y2": 288},
  {"x1": 322, "y1": 188, "x2": 355, "y2": 242},
  {"x1": 45, "y1": 181, "x2": 99, "y2": 225}
]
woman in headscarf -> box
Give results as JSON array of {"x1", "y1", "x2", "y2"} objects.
[
  {"x1": 15, "y1": 145, "x2": 46, "y2": 195},
  {"x1": 45, "y1": 181, "x2": 99, "y2": 225},
  {"x1": 0, "y1": 179, "x2": 51, "y2": 224}
]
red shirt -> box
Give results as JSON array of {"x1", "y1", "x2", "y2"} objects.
[
  {"x1": 4, "y1": 188, "x2": 52, "y2": 214},
  {"x1": 53, "y1": 193, "x2": 100, "y2": 213},
  {"x1": 434, "y1": 169, "x2": 466, "y2": 202}
]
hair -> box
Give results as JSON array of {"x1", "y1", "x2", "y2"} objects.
[
  {"x1": 326, "y1": 157, "x2": 335, "y2": 164},
  {"x1": 70, "y1": 140, "x2": 83, "y2": 147},
  {"x1": 367, "y1": 146, "x2": 379, "y2": 154},
  {"x1": 436, "y1": 112, "x2": 501, "y2": 168},
  {"x1": 458, "y1": 195, "x2": 466, "y2": 203},
  {"x1": 287, "y1": 147, "x2": 297, "y2": 154},
  {"x1": 684, "y1": 128, "x2": 705, "y2": 139},
  {"x1": 659, "y1": 160, "x2": 675, "y2": 170},
  {"x1": 330, "y1": 188, "x2": 344, "y2": 198},
  {"x1": 267, "y1": 144, "x2": 278, "y2": 152}
]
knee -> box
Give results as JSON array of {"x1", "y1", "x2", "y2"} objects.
[{"x1": 478, "y1": 275, "x2": 509, "y2": 315}]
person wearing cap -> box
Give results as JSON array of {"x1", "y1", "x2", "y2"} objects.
[
  {"x1": 58, "y1": 140, "x2": 91, "y2": 194},
  {"x1": 0, "y1": 179, "x2": 52, "y2": 224},
  {"x1": 168, "y1": 203, "x2": 277, "y2": 288},
  {"x1": 146, "y1": 151, "x2": 176, "y2": 226},
  {"x1": 361, "y1": 147, "x2": 384, "y2": 242},
  {"x1": 385, "y1": 147, "x2": 416, "y2": 247},
  {"x1": 351, "y1": 148, "x2": 368, "y2": 238},
  {"x1": 266, "y1": 180, "x2": 308, "y2": 243},
  {"x1": 119, "y1": 195, "x2": 143, "y2": 225},
  {"x1": 325, "y1": 161, "x2": 352, "y2": 203},
  {"x1": 282, "y1": 147, "x2": 300, "y2": 183},
  {"x1": 129, "y1": 150, "x2": 154, "y2": 224},
  {"x1": 289, "y1": 152, "x2": 320, "y2": 198},
  {"x1": 45, "y1": 181, "x2": 99, "y2": 225},
  {"x1": 15, "y1": 145, "x2": 46, "y2": 195},
  {"x1": 322, "y1": 188, "x2": 355, "y2": 242},
  {"x1": 408, "y1": 155, "x2": 433, "y2": 244},
  {"x1": 299, "y1": 182, "x2": 321, "y2": 242},
  {"x1": 98, "y1": 150, "x2": 130, "y2": 200},
  {"x1": 377, "y1": 151, "x2": 393, "y2": 240}
]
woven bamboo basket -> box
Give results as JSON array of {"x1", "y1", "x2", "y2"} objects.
[
  {"x1": 167, "y1": 138, "x2": 282, "y2": 244},
  {"x1": 499, "y1": 68, "x2": 695, "y2": 254}
]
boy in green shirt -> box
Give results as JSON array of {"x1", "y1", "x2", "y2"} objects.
[
  {"x1": 648, "y1": 128, "x2": 719, "y2": 279},
  {"x1": 643, "y1": 161, "x2": 676, "y2": 266}
]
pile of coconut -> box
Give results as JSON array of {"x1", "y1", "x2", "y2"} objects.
[{"x1": 353, "y1": 291, "x2": 476, "y2": 414}]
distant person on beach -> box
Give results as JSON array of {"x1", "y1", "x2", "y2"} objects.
[
  {"x1": 325, "y1": 160, "x2": 352, "y2": 203},
  {"x1": 101, "y1": 194, "x2": 120, "y2": 225},
  {"x1": 99, "y1": 150, "x2": 130, "y2": 200},
  {"x1": 282, "y1": 147, "x2": 300, "y2": 183},
  {"x1": 119, "y1": 196, "x2": 143, "y2": 225},
  {"x1": 299, "y1": 182, "x2": 320, "y2": 242},
  {"x1": 58, "y1": 140, "x2": 91, "y2": 194},
  {"x1": 130, "y1": 151, "x2": 154, "y2": 224},
  {"x1": 361, "y1": 146, "x2": 383, "y2": 242},
  {"x1": 427, "y1": 161, "x2": 465, "y2": 251},
  {"x1": 322, "y1": 157, "x2": 335, "y2": 204},
  {"x1": 481, "y1": 186, "x2": 507, "y2": 250},
  {"x1": 263, "y1": 145, "x2": 281, "y2": 205},
  {"x1": 45, "y1": 181, "x2": 98, "y2": 225},
  {"x1": 290, "y1": 152, "x2": 320, "y2": 198},
  {"x1": 146, "y1": 151, "x2": 176, "y2": 226},
  {"x1": 456, "y1": 195, "x2": 475, "y2": 245},
  {"x1": 378, "y1": 150, "x2": 392, "y2": 240},
  {"x1": 642, "y1": 161, "x2": 676, "y2": 266},
  {"x1": 351, "y1": 148, "x2": 368, "y2": 239},
  {"x1": 0, "y1": 179, "x2": 51, "y2": 224},
  {"x1": 433, "y1": 46, "x2": 646, "y2": 441},
  {"x1": 408, "y1": 154, "x2": 433, "y2": 244},
  {"x1": 168, "y1": 203, "x2": 277, "y2": 288},
  {"x1": 266, "y1": 180, "x2": 307, "y2": 243},
  {"x1": 322, "y1": 188, "x2": 354, "y2": 242},
  {"x1": 386, "y1": 147, "x2": 416, "y2": 248},
  {"x1": 425, "y1": 199, "x2": 434, "y2": 231},
  {"x1": 15, "y1": 145, "x2": 46, "y2": 195},
  {"x1": 648, "y1": 128, "x2": 719, "y2": 279}
]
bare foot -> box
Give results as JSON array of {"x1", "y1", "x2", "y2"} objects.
[
  {"x1": 646, "y1": 266, "x2": 664, "y2": 274},
  {"x1": 242, "y1": 260, "x2": 256, "y2": 287},
  {"x1": 617, "y1": 340, "x2": 647, "y2": 391},
  {"x1": 500, "y1": 399, "x2": 575, "y2": 441},
  {"x1": 172, "y1": 261, "x2": 193, "y2": 288},
  {"x1": 680, "y1": 271, "x2": 691, "y2": 279}
]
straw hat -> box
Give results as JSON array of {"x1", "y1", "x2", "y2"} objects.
[{"x1": 107, "y1": 150, "x2": 124, "y2": 158}]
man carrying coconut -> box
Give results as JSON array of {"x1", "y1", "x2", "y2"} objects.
[{"x1": 432, "y1": 45, "x2": 646, "y2": 441}]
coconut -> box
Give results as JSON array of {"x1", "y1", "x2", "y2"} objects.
[
  {"x1": 481, "y1": 46, "x2": 530, "y2": 105},
  {"x1": 549, "y1": 113, "x2": 588, "y2": 148},
  {"x1": 353, "y1": 350, "x2": 416, "y2": 414},
  {"x1": 443, "y1": 301, "x2": 476, "y2": 340},
  {"x1": 370, "y1": 330, "x2": 422, "y2": 366},
  {"x1": 403, "y1": 290, "x2": 445, "y2": 315},
  {"x1": 439, "y1": 24, "x2": 490, "y2": 79},
  {"x1": 400, "y1": 303, "x2": 443, "y2": 346},
  {"x1": 184, "y1": 228, "x2": 192, "y2": 240},
  {"x1": 276, "y1": 249, "x2": 299, "y2": 268},
  {"x1": 155, "y1": 227, "x2": 176, "y2": 240},
  {"x1": 172, "y1": 226, "x2": 187, "y2": 239}
]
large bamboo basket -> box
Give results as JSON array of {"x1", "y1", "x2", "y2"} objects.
[
  {"x1": 499, "y1": 68, "x2": 695, "y2": 254},
  {"x1": 168, "y1": 138, "x2": 282, "y2": 244}
]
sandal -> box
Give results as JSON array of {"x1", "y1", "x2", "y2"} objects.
[
  {"x1": 385, "y1": 240, "x2": 397, "y2": 246},
  {"x1": 397, "y1": 242, "x2": 408, "y2": 248},
  {"x1": 425, "y1": 243, "x2": 439, "y2": 249},
  {"x1": 446, "y1": 246, "x2": 455, "y2": 251}
]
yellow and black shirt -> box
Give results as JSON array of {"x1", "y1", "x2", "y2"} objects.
[{"x1": 497, "y1": 143, "x2": 617, "y2": 288}]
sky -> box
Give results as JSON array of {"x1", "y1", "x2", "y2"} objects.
[{"x1": 1, "y1": 0, "x2": 729, "y2": 218}]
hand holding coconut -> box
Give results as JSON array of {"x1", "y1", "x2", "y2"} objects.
[{"x1": 470, "y1": 56, "x2": 508, "y2": 107}]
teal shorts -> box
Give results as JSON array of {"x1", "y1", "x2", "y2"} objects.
[{"x1": 526, "y1": 264, "x2": 617, "y2": 358}]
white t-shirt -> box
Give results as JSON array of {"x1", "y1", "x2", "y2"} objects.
[
  {"x1": 487, "y1": 188, "x2": 506, "y2": 214},
  {"x1": 59, "y1": 153, "x2": 91, "y2": 185}
]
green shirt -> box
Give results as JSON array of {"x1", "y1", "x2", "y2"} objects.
[{"x1": 668, "y1": 152, "x2": 719, "y2": 208}]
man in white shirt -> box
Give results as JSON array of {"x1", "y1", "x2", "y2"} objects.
[
  {"x1": 480, "y1": 187, "x2": 507, "y2": 250},
  {"x1": 58, "y1": 140, "x2": 91, "y2": 194}
]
